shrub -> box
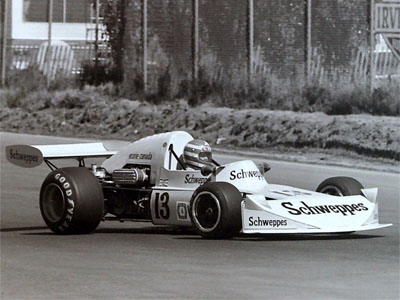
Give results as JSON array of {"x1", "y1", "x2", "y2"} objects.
[
  {"x1": 5, "y1": 65, "x2": 80, "y2": 93},
  {"x1": 2, "y1": 88, "x2": 22, "y2": 108},
  {"x1": 370, "y1": 87, "x2": 399, "y2": 116},
  {"x1": 3, "y1": 58, "x2": 399, "y2": 117},
  {"x1": 321, "y1": 81, "x2": 400, "y2": 116},
  {"x1": 302, "y1": 85, "x2": 331, "y2": 108},
  {"x1": 79, "y1": 62, "x2": 122, "y2": 87},
  {"x1": 48, "y1": 74, "x2": 78, "y2": 91},
  {"x1": 52, "y1": 89, "x2": 87, "y2": 109},
  {"x1": 6, "y1": 66, "x2": 47, "y2": 91}
]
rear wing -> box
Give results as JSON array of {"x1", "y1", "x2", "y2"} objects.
[{"x1": 6, "y1": 143, "x2": 117, "y2": 168}]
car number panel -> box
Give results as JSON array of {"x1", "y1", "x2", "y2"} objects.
[{"x1": 150, "y1": 189, "x2": 193, "y2": 226}]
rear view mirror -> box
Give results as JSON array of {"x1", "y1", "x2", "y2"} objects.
[
  {"x1": 257, "y1": 162, "x2": 271, "y2": 174},
  {"x1": 201, "y1": 165, "x2": 215, "y2": 176}
]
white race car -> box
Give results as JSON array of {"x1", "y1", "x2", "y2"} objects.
[{"x1": 6, "y1": 131, "x2": 391, "y2": 238}]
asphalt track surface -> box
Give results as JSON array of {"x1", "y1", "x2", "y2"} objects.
[{"x1": 1, "y1": 132, "x2": 399, "y2": 300}]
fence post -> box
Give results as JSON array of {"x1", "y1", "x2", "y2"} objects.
[
  {"x1": 192, "y1": 0, "x2": 199, "y2": 102},
  {"x1": 192, "y1": 0, "x2": 199, "y2": 84},
  {"x1": 247, "y1": 0, "x2": 254, "y2": 84},
  {"x1": 1, "y1": 0, "x2": 8, "y2": 87},
  {"x1": 142, "y1": 0, "x2": 147, "y2": 94},
  {"x1": 47, "y1": 0, "x2": 53, "y2": 89},
  {"x1": 370, "y1": 0, "x2": 375, "y2": 93},
  {"x1": 306, "y1": 0, "x2": 312, "y2": 83},
  {"x1": 94, "y1": 0, "x2": 99, "y2": 86}
]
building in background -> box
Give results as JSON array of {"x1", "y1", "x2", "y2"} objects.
[
  {"x1": 1, "y1": 0, "x2": 107, "y2": 75},
  {"x1": 10, "y1": 0, "x2": 98, "y2": 45}
]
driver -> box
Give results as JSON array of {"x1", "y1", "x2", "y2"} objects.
[{"x1": 182, "y1": 139, "x2": 213, "y2": 170}]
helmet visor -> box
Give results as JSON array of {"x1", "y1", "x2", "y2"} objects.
[{"x1": 199, "y1": 151, "x2": 212, "y2": 162}]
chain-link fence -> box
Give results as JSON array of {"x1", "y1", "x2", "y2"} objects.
[
  {"x1": 122, "y1": 0, "x2": 400, "y2": 97},
  {"x1": 1, "y1": 0, "x2": 399, "y2": 92}
]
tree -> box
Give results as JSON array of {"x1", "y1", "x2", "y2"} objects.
[{"x1": 91, "y1": 0, "x2": 126, "y2": 83}]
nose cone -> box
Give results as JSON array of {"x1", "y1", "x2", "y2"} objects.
[{"x1": 215, "y1": 160, "x2": 269, "y2": 193}]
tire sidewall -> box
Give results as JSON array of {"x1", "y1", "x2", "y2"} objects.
[
  {"x1": 316, "y1": 176, "x2": 364, "y2": 196},
  {"x1": 40, "y1": 167, "x2": 103, "y2": 234},
  {"x1": 190, "y1": 182, "x2": 242, "y2": 239},
  {"x1": 40, "y1": 169, "x2": 76, "y2": 233}
]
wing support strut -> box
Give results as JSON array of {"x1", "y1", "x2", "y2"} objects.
[
  {"x1": 44, "y1": 159, "x2": 58, "y2": 171},
  {"x1": 43, "y1": 157, "x2": 86, "y2": 171}
]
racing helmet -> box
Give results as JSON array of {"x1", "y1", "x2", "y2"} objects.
[{"x1": 183, "y1": 139, "x2": 213, "y2": 170}]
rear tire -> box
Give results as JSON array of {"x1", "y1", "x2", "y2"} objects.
[
  {"x1": 40, "y1": 167, "x2": 104, "y2": 234},
  {"x1": 189, "y1": 182, "x2": 242, "y2": 239},
  {"x1": 316, "y1": 176, "x2": 364, "y2": 196}
]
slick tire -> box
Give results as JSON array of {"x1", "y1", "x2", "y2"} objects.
[
  {"x1": 40, "y1": 167, "x2": 104, "y2": 235},
  {"x1": 316, "y1": 176, "x2": 364, "y2": 196},
  {"x1": 190, "y1": 182, "x2": 242, "y2": 239}
]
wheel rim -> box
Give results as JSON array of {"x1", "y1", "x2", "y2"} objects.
[
  {"x1": 42, "y1": 183, "x2": 66, "y2": 223},
  {"x1": 319, "y1": 185, "x2": 344, "y2": 196},
  {"x1": 192, "y1": 192, "x2": 221, "y2": 233}
]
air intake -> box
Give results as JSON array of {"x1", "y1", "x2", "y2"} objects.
[{"x1": 112, "y1": 168, "x2": 148, "y2": 186}]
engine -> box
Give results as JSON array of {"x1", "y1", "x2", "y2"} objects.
[
  {"x1": 90, "y1": 164, "x2": 152, "y2": 220},
  {"x1": 103, "y1": 189, "x2": 151, "y2": 220}
]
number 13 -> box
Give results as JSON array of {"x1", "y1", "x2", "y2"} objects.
[{"x1": 155, "y1": 192, "x2": 170, "y2": 219}]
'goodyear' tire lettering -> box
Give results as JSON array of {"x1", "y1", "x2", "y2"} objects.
[
  {"x1": 41, "y1": 167, "x2": 104, "y2": 235},
  {"x1": 54, "y1": 173, "x2": 75, "y2": 224}
]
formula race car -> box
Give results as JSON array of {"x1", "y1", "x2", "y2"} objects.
[{"x1": 6, "y1": 131, "x2": 391, "y2": 239}]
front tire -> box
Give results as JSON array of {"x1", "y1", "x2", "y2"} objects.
[
  {"x1": 316, "y1": 176, "x2": 364, "y2": 196},
  {"x1": 316, "y1": 177, "x2": 364, "y2": 234},
  {"x1": 40, "y1": 167, "x2": 104, "y2": 234},
  {"x1": 189, "y1": 182, "x2": 242, "y2": 239}
]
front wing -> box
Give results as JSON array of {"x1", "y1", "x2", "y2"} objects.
[{"x1": 241, "y1": 189, "x2": 392, "y2": 234}]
